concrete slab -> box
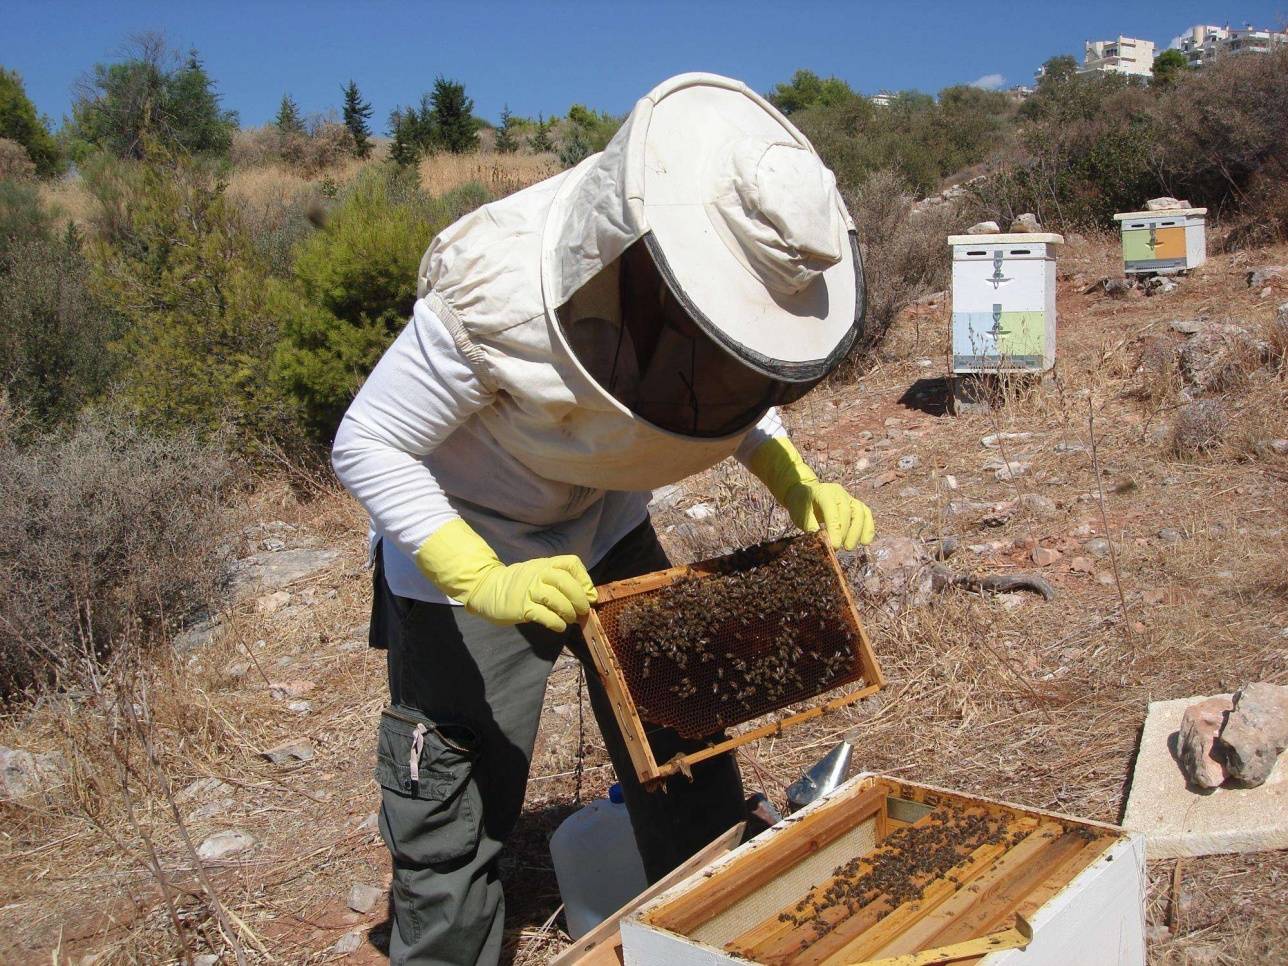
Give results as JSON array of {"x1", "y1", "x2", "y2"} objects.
[{"x1": 1122, "y1": 694, "x2": 1288, "y2": 858}]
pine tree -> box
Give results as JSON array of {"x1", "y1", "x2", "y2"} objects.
[
  {"x1": 275, "y1": 94, "x2": 304, "y2": 135},
  {"x1": 429, "y1": 76, "x2": 478, "y2": 154},
  {"x1": 341, "y1": 80, "x2": 373, "y2": 158},
  {"x1": 529, "y1": 114, "x2": 553, "y2": 153},
  {"x1": 494, "y1": 104, "x2": 518, "y2": 154},
  {"x1": 387, "y1": 108, "x2": 420, "y2": 166}
]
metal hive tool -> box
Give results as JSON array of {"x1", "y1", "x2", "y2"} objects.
[{"x1": 580, "y1": 533, "x2": 884, "y2": 786}]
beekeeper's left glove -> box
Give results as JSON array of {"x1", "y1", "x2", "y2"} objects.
[
  {"x1": 413, "y1": 519, "x2": 596, "y2": 633},
  {"x1": 747, "y1": 437, "x2": 875, "y2": 550}
]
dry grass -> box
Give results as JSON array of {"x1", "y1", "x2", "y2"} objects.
[
  {"x1": 1, "y1": 238, "x2": 1286, "y2": 963},
  {"x1": 38, "y1": 176, "x2": 96, "y2": 230},
  {"x1": 417, "y1": 151, "x2": 559, "y2": 199}
]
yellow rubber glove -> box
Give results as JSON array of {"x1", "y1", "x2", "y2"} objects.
[
  {"x1": 413, "y1": 519, "x2": 596, "y2": 633},
  {"x1": 747, "y1": 437, "x2": 875, "y2": 550}
]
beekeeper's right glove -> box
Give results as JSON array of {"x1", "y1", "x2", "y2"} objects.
[{"x1": 414, "y1": 518, "x2": 596, "y2": 633}]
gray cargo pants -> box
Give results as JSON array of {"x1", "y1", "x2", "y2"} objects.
[{"x1": 370, "y1": 519, "x2": 745, "y2": 966}]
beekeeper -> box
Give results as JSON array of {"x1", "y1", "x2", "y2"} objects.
[{"x1": 332, "y1": 73, "x2": 875, "y2": 966}]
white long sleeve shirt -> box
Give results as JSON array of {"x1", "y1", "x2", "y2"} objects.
[{"x1": 332, "y1": 298, "x2": 786, "y2": 604}]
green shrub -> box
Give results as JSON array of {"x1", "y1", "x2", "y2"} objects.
[
  {"x1": 0, "y1": 231, "x2": 122, "y2": 425},
  {"x1": 88, "y1": 153, "x2": 296, "y2": 442},
  {"x1": 0, "y1": 408, "x2": 238, "y2": 701},
  {"x1": 273, "y1": 167, "x2": 491, "y2": 440},
  {"x1": 0, "y1": 178, "x2": 53, "y2": 260},
  {"x1": 0, "y1": 67, "x2": 63, "y2": 177}
]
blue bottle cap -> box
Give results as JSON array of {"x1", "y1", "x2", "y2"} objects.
[{"x1": 609, "y1": 782, "x2": 625, "y2": 804}]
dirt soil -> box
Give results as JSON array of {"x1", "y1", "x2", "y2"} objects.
[{"x1": 1, "y1": 234, "x2": 1285, "y2": 964}]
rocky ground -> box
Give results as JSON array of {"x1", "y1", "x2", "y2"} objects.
[{"x1": 1, "y1": 233, "x2": 1285, "y2": 964}]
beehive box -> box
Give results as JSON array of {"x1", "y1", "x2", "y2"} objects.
[
  {"x1": 947, "y1": 234, "x2": 1063, "y2": 376},
  {"x1": 580, "y1": 534, "x2": 883, "y2": 787},
  {"x1": 622, "y1": 774, "x2": 1145, "y2": 965},
  {"x1": 1113, "y1": 208, "x2": 1206, "y2": 274}
]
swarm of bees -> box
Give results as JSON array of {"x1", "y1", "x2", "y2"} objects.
[
  {"x1": 775, "y1": 807, "x2": 1026, "y2": 939},
  {"x1": 607, "y1": 537, "x2": 860, "y2": 737}
]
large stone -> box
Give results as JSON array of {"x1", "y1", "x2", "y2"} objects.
[
  {"x1": 1178, "y1": 323, "x2": 1267, "y2": 391},
  {"x1": 1122, "y1": 694, "x2": 1288, "y2": 858},
  {"x1": 1031, "y1": 547, "x2": 1062, "y2": 567},
  {"x1": 0, "y1": 747, "x2": 67, "y2": 801},
  {"x1": 332, "y1": 931, "x2": 364, "y2": 955},
  {"x1": 347, "y1": 883, "x2": 383, "y2": 914},
  {"x1": 229, "y1": 547, "x2": 342, "y2": 597},
  {"x1": 1009, "y1": 213, "x2": 1042, "y2": 232},
  {"x1": 1145, "y1": 196, "x2": 1188, "y2": 211},
  {"x1": 648, "y1": 484, "x2": 684, "y2": 511},
  {"x1": 196, "y1": 829, "x2": 255, "y2": 861},
  {"x1": 1246, "y1": 265, "x2": 1286, "y2": 289},
  {"x1": 966, "y1": 220, "x2": 1000, "y2": 234},
  {"x1": 261, "y1": 740, "x2": 315, "y2": 765},
  {"x1": 1084, "y1": 537, "x2": 1111, "y2": 559},
  {"x1": 268, "y1": 679, "x2": 315, "y2": 700},
  {"x1": 994, "y1": 461, "x2": 1029, "y2": 482},
  {"x1": 1216, "y1": 682, "x2": 1288, "y2": 787},
  {"x1": 256, "y1": 590, "x2": 292, "y2": 614},
  {"x1": 173, "y1": 617, "x2": 222, "y2": 653},
  {"x1": 1178, "y1": 696, "x2": 1234, "y2": 789}
]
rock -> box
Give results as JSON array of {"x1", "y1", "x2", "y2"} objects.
[
  {"x1": 1020, "y1": 493, "x2": 1057, "y2": 516},
  {"x1": 1145, "y1": 923, "x2": 1172, "y2": 945},
  {"x1": 994, "y1": 461, "x2": 1029, "y2": 482},
  {"x1": 260, "y1": 536, "x2": 287, "y2": 552},
  {"x1": 1145, "y1": 197, "x2": 1187, "y2": 211},
  {"x1": 683, "y1": 503, "x2": 714, "y2": 522},
  {"x1": 1168, "y1": 318, "x2": 1206, "y2": 335},
  {"x1": 1178, "y1": 696, "x2": 1234, "y2": 789},
  {"x1": 1053, "y1": 440, "x2": 1088, "y2": 455},
  {"x1": 942, "y1": 474, "x2": 958, "y2": 491},
  {"x1": 1216, "y1": 682, "x2": 1288, "y2": 787},
  {"x1": 255, "y1": 590, "x2": 292, "y2": 614},
  {"x1": 1096, "y1": 572, "x2": 1115, "y2": 586},
  {"x1": 966, "y1": 220, "x2": 1000, "y2": 234},
  {"x1": 1178, "y1": 322, "x2": 1267, "y2": 391},
  {"x1": 980, "y1": 502, "x2": 1015, "y2": 527},
  {"x1": 1069, "y1": 557, "x2": 1095, "y2": 574},
  {"x1": 194, "y1": 955, "x2": 219, "y2": 966},
  {"x1": 896, "y1": 454, "x2": 919, "y2": 471},
  {"x1": 261, "y1": 741, "x2": 315, "y2": 765},
  {"x1": 648, "y1": 484, "x2": 684, "y2": 511},
  {"x1": 1009, "y1": 212, "x2": 1042, "y2": 233},
  {"x1": 1101, "y1": 278, "x2": 1135, "y2": 299},
  {"x1": 854, "y1": 456, "x2": 871, "y2": 472},
  {"x1": 196, "y1": 829, "x2": 255, "y2": 861},
  {"x1": 1031, "y1": 547, "x2": 1062, "y2": 567},
  {"x1": 1269, "y1": 439, "x2": 1288, "y2": 456},
  {"x1": 0, "y1": 747, "x2": 68, "y2": 801},
  {"x1": 347, "y1": 883, "x2": 383, "y2": 914},
  {"x1": 286, "y1": 700, "x2": 313, "y2": 715},
  {"x1": 332, "y1": 931, "x2": 364, "y2": 955},
  {"x1": 947, "y1": 499, "x2": 992, "y2": 516},
  {"x1": 229, "y1": 547, "x2": 342, "y2": 597},
  {"x1": 1145, "y1": 276, "x2": 1178, "y2": 296},
  {"x1": 870, "y1": 471, "x2": 899, "y2": 488},
  {"x1": 1246, "y1": 266, "x2": 1286, "y2": 289},
  {"x1": 1157, "y1": 528, "x2": 1183, "y2": 544},
  {"x1": 268, "y1": 679, "x2": 315, "y2": 700},
  {"x1": 187, "y1": 798, "x2": 235, "y2": 822},
  {"x1": 222, "y1": 660, "x2": 250, "y2": 679},
  {"x1": 173, "y1": 617, "x2": 222, "y2": 653},
  {"x1": 980, "y1": 431, "x2": 1034, "y2": 448},
  {"x1": 176, "y1": 776, "x2": 232, "y2": 803}
]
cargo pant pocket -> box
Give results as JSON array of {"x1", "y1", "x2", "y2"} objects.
[{"x1": 375, "y1": 705, "x2": 482, "y2": 867}]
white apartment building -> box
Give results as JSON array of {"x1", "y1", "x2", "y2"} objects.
[
  {"x1": 1170, "y1": 23, "x2": 1288, "y2": 67},
  {"x1": 1080, "y1": 36, "x2": 1156, "y2": 76},
  {"x1": 868, "y1": 90, "x2": 894, "y2": 108}
]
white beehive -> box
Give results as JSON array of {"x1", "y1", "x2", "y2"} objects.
[
  {"x1": 621, "y1": 774, "x2": 1145, "y2": 966},
  {"x1": 948, "y1": 233, "x2": 1063, "y2": 376},
  {"x1": 1112, "y1": 208, "x2": 1206, "y2": 274}
]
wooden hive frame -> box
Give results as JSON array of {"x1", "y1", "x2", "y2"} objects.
[
  {"x1": 624, "y1": 775, "x2": 1144, "y2": 965},
  {"x1": 578, "y1": 532, "x2": 884, "y2": 788}
]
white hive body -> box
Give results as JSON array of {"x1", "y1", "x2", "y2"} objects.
[
  {"x1": 947, "y1": 233, "x2": 1063, "y2": 376},
  {"x1": 620, "y1": 773, "x2": 1146, "y2": 966},
  {"x1": 1113, "y1": 208, "x2": 1207, "y2": 275}
]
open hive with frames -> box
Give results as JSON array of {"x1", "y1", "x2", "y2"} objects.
[{"x1": 579, "y1": 532, "x2": 883, "y2": 786}]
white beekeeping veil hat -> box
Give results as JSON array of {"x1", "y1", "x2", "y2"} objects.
[{"x1": 544, "y1": 72, "x2": 865, "y2": 393}]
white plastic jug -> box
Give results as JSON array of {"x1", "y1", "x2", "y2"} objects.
[{"x1": 549, "y1": 783, "x2": 649, "y2": 939}]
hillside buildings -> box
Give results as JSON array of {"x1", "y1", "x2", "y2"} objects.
[
  {"x1": 1170, "y1": 24, "x2": 1288, "y2": 66},
  {"x1": 1079, "y1": 36, "x2": 1156, "y2": 76}
]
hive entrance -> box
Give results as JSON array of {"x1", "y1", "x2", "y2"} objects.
[{"x1": 580, "y1": 534, "x2": 883, "y2": 785}]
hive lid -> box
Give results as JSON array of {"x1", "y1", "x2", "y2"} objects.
[
  {"x1": 1113, "y1": 208, "x2": 1207, "y2": 220},
  {"x1": 946, "y1": 232, "x2": 1064, "y2": 246}
]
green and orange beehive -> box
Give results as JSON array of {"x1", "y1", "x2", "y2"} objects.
[{"x1": 1113, "y1": 207, "x2": 1206, "y2": 275}]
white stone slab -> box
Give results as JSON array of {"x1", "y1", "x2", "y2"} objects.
[{"x1": 1122, "y1": 694, "x2": 1288, "y2": 859}]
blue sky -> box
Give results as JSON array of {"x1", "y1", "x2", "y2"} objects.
[{"x1": 4, "y1": 2, "x2": 1282, "y2": 130}]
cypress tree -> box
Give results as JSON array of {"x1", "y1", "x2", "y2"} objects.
[
  {"x1": 275, "y1": 94, "x2": 304, "y2": 135},
  {"x1": 429, "y1": 76, "x2": 478, "y2": 154},
  {"x1": 529, "y1": 114, "x2": 553, "y2": 153},
  {"x1": 341, "y1": 80, "x2": 373, "y2": 158},
  {"x1": 494, "y1": 105, "x2": 518, "y2": 154}
]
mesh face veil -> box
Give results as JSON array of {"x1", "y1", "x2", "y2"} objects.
[{"x1": 557, "y1": 239, "x2": 824, "y2": 439}]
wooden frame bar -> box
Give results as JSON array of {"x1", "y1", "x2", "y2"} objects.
[{"x1": 579, "y1": 533, "x2": 884, "y2": 787}]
